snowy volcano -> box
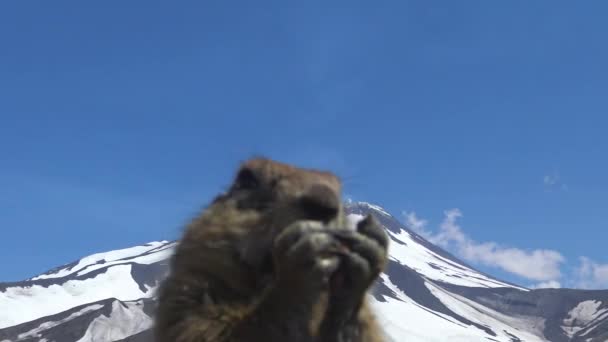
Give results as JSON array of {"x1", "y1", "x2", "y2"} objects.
[{"x1": 1, "y1": 202, "x2": 608, "y2": 342}]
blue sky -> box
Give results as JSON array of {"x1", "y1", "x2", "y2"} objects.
[{"x1": 1, "y1": 1, "x2": 607, "y2": 288}]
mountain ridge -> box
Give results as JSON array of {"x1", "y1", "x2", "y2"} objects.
[{"x1": 1, "y1": 202, "x2": 607, "y2": 341}]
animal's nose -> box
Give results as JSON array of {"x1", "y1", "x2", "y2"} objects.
[{"x1": 298, "y1": 184, "x2": 340, "y2": 223}]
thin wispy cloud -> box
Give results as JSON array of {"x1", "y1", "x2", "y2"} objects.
[
  {"x1": 530, "y1": 280, "x2": 562, "y2": 289},
  {"x1": 543, "y1": 171, "x2": 567, "y2": 191},
  {"x1": 403, "y1": 211, "x2": 431, "y2": 238},
  {"x1": 575, "y1": 257, "x2": 608, "y2": 289},
  {"x1": 403, "y1": 209, "x2": 565, "y2": 282},
  {"x1": 543, "y1": 174, "x2": 559, "y2": 186},
  {"x1": 403, "y1": 208, "x2": 608, "y2": 289}
]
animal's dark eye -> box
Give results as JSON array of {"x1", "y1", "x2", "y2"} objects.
[{"x1": 233, "y1": 168, "x2": 259, "y2": 191}]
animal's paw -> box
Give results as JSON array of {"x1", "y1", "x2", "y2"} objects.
[
  {"x1": 273, "y1": 220, "x2": 343, "y2": 294},
  {"x1": 326, "y1": 215, "x2": 389, "y2": 321}
]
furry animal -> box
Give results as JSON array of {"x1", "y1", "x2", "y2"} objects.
[{"x1": 155, "y1": 158, "x2": 389, "y2": 342}]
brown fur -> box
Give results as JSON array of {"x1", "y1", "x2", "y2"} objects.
[{"x1": 155, "y1": 158, "x2": 388, "y2": 342}]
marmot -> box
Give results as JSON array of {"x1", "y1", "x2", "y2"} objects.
[{"x1": 155, "y1": 158, "x2": 389, "y2": 342}]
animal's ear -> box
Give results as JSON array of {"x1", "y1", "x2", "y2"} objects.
[{"x1": 232, "y1": 168, "x2": 260, "y2": 191}]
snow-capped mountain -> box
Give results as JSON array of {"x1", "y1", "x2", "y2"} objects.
[{"x1": 2, "y1": 202, "x2": 608, "y2": 342}]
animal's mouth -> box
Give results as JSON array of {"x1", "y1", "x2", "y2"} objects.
[{"x1": 258, "y1": 220, "x2": 356, "y2": 285}]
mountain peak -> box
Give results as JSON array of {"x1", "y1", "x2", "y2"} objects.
[{"x1": 345, "y1": 201, "x2": 393, "y2": 218}]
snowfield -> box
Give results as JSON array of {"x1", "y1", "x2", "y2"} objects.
[
  {"x1": 76, "y1": 300, "x2": 152, "y2": 342},
  {"x1": 16, "y1": 304, "x2": 103, "y2": 341},
  {"x1": 31, "y1": 241, "x2": 173, "y2": 281}
]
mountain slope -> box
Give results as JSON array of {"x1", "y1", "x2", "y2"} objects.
[{"x1": 1, "y1": 202, "x2": 607, "y2": 342}]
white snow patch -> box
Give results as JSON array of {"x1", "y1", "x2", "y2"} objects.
[
  {"x1": 16, "y1": 304, "x2": 103, "y2": 341},
  {"x1": 357, "y1": 202, "x2": 391, "y2": 217},
  {"x1": 384, "y1": 224, "x2": 523, "y2": 289},
  {"x1": 578, "y1": 308, "x2": 608, "y2": 338},
  {"x1": 74, "y1": 243, "x2": 175, "y2": 277},
  {"x1": 0, "y1": 265, "x2": 150, "y2": 329},
  {"x1": 372, "y1": 274, "x2": 515, "y2": 341},
  {"x1": 425, "y1": 281, "x2": 546, "y2": 341},
  {"x1": 346, "y1": 213, "x2": 365, "y2": 230},
  {"x1": 76, "y1": 300, "x2": 152, "y2": 342},
  {"x1": 562, "y1": 300, "x2": 608, "y2": 337},
  {"x1": 31, "y1": 241, "x2": 170, "y2": 281}
]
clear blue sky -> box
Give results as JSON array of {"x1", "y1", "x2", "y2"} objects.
[{"x1": 1, "y1": 1, "x2": 607, "y2": 288}]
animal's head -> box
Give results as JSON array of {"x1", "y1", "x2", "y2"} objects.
[
  {"x1": 220, "y1": 157, "x2": 343, "y2": 224},
  {"x1": 184, "y1": 158, "x2": 347, "y2": 281}
]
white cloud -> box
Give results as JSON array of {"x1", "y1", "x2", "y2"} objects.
[
  {"x1": 402, "y1": 211, "x2": 431, "y2": 238},
  {"x1": 458, "y1": 242, "x2": 564, "y2": 281},
  {"x1": 544, "y1": 174, "x2": 559, "y2": 186},
  {"x1": 575, "y1": 257, "x2": 608, "y2": 289},
  {"x1": 405, "y1": 209, "x2": 565, "y2": 282},
  {"x1": 530, "y1": 280, "x2": 562, "y2": 289},
  {"x1": 543, "y1": 172, "x2": 567, "y2": 191},
  {"x1": 431, "y1": 209, "x2": 467, "y2": 247}
]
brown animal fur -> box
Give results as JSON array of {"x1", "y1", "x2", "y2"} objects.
[{"x1": 155, "y1": 158, "x2": 389, "y2": 342}]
